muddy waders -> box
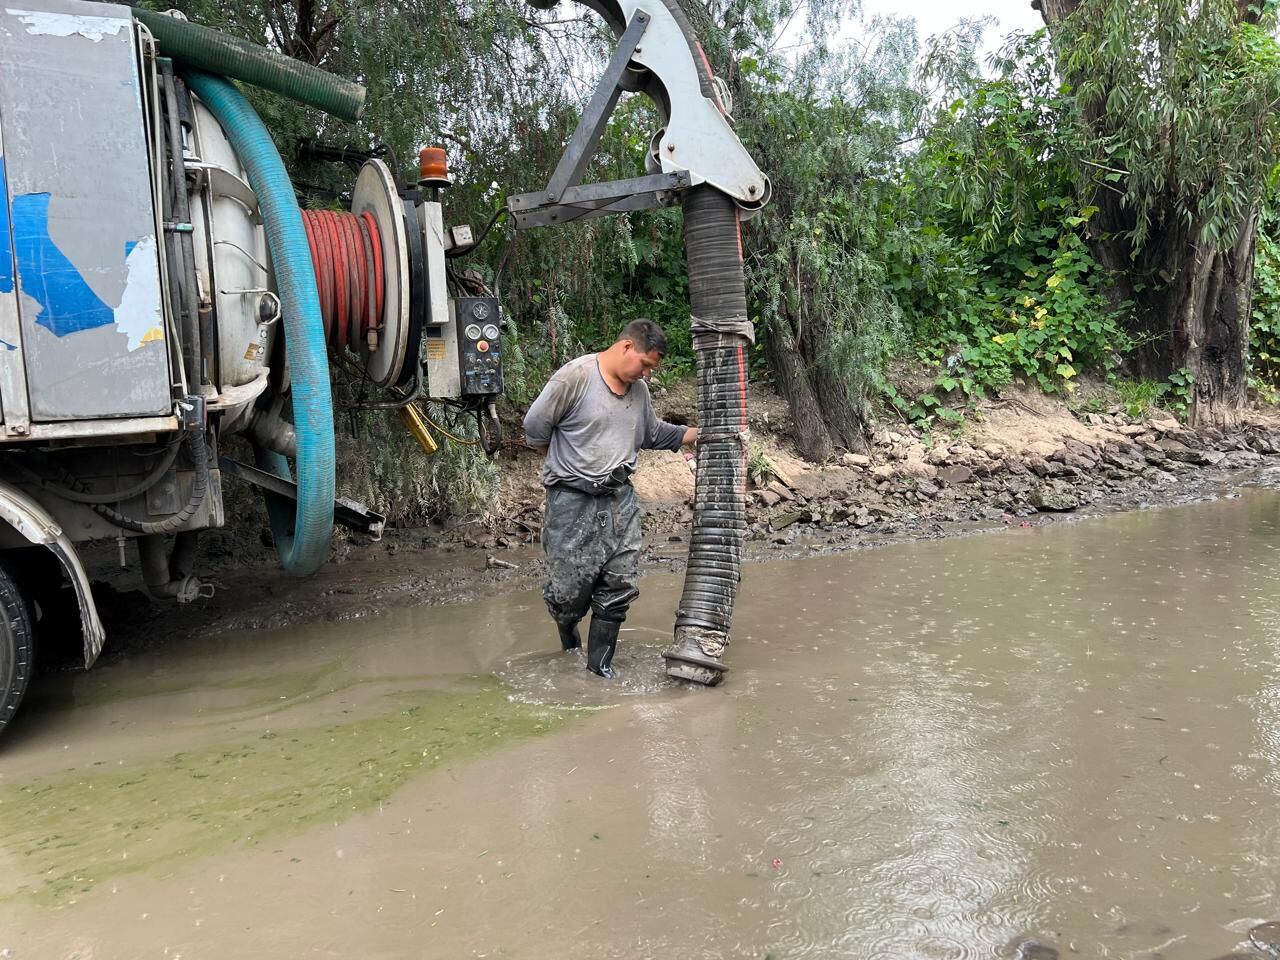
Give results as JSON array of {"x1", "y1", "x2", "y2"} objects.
[
  {"x1": 541, "y1": 482, "x2": 641, "y2": 677},
  {"x1": 586, "y1": 617, "x2": 622, "y2": 678},
  {"x1": 558, "y1": 621, "x2": 582, "y2": 650}
]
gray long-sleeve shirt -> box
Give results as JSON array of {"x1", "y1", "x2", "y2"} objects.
[{"x1": 523, "y1": 354, "x2": 687, "y2": 486}]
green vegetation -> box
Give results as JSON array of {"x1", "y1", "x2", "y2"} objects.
[
  {"x1": 1032, "y1": 0, "x2": 1280, "y2": 424},
  {"x1": 1112, "y1": 370, "x2": 1195, "y2": 419},
  {"x1": 1251, "y1": 202, "x2": 1280, "y2": 403},
  {"x1": 144, "y1": 0, "x2": 1280, "y2": 513},
  {"x1": 884, "y1": 33, "x2": 1128, "y2": 426}
]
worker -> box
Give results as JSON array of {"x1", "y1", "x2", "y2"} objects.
[{"x1": 523, "y1": 319, "x2": 698, "y2": 678}]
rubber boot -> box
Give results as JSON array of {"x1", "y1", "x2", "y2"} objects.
[
  {"x1": 557, "y1": 620, "x2": 582, "y2": 651},
  {"x1": 586, "y1": 617, "x2": 621, "y2": 678}
]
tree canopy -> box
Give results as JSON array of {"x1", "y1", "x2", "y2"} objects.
[{"x1": 146, "y1": 0, "x2": 1280, "y2": 514}]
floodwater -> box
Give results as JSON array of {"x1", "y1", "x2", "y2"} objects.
[{"x1": 4, "y1": 493, "x2": 1280, "y2": 959}]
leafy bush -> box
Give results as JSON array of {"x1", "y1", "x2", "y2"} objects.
[
  {"x1": 1250, "y1": 207, "x2": 1280, "y2": 400},
  {"x1": 882, "y1": 34, "x2": 1131, "y2": 425}
]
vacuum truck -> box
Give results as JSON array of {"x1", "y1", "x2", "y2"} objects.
[{"x1": 0, "y1": 0, "x2": 769, "y2": 734}]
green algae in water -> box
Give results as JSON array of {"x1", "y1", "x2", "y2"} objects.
[{"x1": 0, "y1": 681, "x2": 571, "y2": 904}]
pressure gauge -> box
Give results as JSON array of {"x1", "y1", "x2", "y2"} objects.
[
  {"x1": 482, "y1": 323, "x2": 500, "y2": 340},
  {"x1": 464, "y1": 323, "x2": 482, "y2": 340},
  {"x1": 472, "y1": 301, "x2": 490, "y2": 320}
]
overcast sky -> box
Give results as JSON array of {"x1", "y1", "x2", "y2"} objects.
[
  {"x1": 862, "y1": 0, "x2": 1043, "y2": 38},
  {"x1": 856, "y1": 0, "x2": 1043, "y2": 61}
]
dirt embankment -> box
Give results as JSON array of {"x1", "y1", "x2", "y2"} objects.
[
  {"x1": 487, "y1": 378, "x2": 1280, "y2": 552},
  {"x1": 83, "y1": 380, "x2": 1280, "y2": 656},
  {"x1": 729, "y1": 385, "x2": 1280, "y2": 546}
]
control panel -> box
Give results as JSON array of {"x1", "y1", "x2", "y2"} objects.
[{"x1": 455, "y1": 296, "x2": 504, "y2": 397}]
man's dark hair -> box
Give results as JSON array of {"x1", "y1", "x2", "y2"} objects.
[{"x1": 619, "y1": 318, "x2": 667, "y2": 356}]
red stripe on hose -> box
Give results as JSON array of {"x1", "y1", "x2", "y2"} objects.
[
  {"x1": 323, "y1": 213, "x2": 350, "y2": 349},
  {"x1": 361, "y1": 211, "x2": 384, "y2": 325},
  {"x1": 300, "y1": 208, "x2": 388, "y2": 354},
  {"x1": 694, "y1": 43, "x2": 726, "y2": 116},
  {"x1": 312, "y1": 212, "x2": 337, "y2": 341},
  {"x1": 356, "y1": 215, "x2": 377, "y2": 349},
  {"x1": 737, "y1": 342, "x2": 748, "y2": 495},
  {"x1": 326, "y1": 212, "x2": 349, "y2": 348},
  {"x1": 345, "y1": 214, "x2": 366, "y2": 341},
  {"x1": 340, "y1": 214, "x2": 360, "y2": 342},
  {"x1": 737, "y1": 343, "x2": 747, "y2": 427},
  {"x1": 302, "y1": 213, "x2": 321, "y2": 297}
]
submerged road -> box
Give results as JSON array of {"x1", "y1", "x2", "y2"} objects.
[{"x1": 3, "y1": 492, "x2": 1280, "y2": 958}]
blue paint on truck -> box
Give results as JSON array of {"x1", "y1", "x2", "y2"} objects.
[
  {"x1": 0, "y1": 156, "x2": 12, "y2": 295},
  {"x1": 10, "y1": 191, "x2": 114, "y2": 336}
]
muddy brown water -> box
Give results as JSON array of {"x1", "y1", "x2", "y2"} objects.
[{"x1": 5, "y1": 493, "x2": 1280, "y2": 959}]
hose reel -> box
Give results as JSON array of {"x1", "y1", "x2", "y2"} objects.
[{"x1": 302, "y1": 159, "x2": 418, "y2": 389}]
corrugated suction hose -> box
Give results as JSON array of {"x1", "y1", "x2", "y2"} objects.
[
  {"x1": 133, "y1": 8, "x2": 365, "y2": 122},
  {"x1": 663, "y1": 186, "x2": 752, "y2": 686}
]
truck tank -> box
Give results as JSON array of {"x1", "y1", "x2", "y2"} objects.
[{"x1": 0, "y1": 0, "x2": 505, "y2": 734}]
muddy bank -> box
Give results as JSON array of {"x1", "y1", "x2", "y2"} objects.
[{"x1": 77, "y1": 392, "x2": 1280, "y2": 660}]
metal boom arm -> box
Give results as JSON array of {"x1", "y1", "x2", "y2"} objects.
[{"x1": 508, "y1": 0, "x2": 770, "y2": 228}]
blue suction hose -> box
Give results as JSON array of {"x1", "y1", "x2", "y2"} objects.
[{"x1": 184, "y1": 71, "x2": 335, "y2": 575}]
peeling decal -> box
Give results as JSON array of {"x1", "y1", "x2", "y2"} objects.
[
  {"x1": 12, "y1": 192, "x2": 161, "y2": 346},
  {"x1": 114, "y1": 235, "x2": 163, "y2": 350},
  {"x1": 3, "y1": 8, "x2": 128, "y2": 42}
]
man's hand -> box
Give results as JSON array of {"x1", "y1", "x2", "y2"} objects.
[
  {"x1": 532, "y1": 444, "x2": 549, "y2": 455},
  {"x1": 682, "y1": 427, "x2": 698, "y2": 447}
]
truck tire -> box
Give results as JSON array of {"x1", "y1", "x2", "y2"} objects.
[{"x1": 0, "y1": 564, "x2": 34, "y2": 735}]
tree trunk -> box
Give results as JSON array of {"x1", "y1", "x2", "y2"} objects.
[
  {"x1": 1183, "y1": 215, "x2": 1255, "y2": 426},
  {"x1": 1037, "y1": 0, "x2": 1257, "y2": 425},
  {"x1": 809, "y1": 360, "x2": 870, "y2": 453},
  {"x1": 1094, "y1": 214, "x2": 1255, "y2": 425},
  {"x1": 762, "y1": 314, "x2": 834, "y2": 461},
  {"x1": 264, "y1": 0, "x2": 340, "y2": 67}
]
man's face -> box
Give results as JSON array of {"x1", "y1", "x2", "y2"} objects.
[{"x1": 619, "y1": 341, "x2": 664, "y2": 384}]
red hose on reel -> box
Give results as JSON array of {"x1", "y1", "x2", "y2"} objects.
[{"x1": 301, "y1": 208, "x2": 385, "y2": 353}]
